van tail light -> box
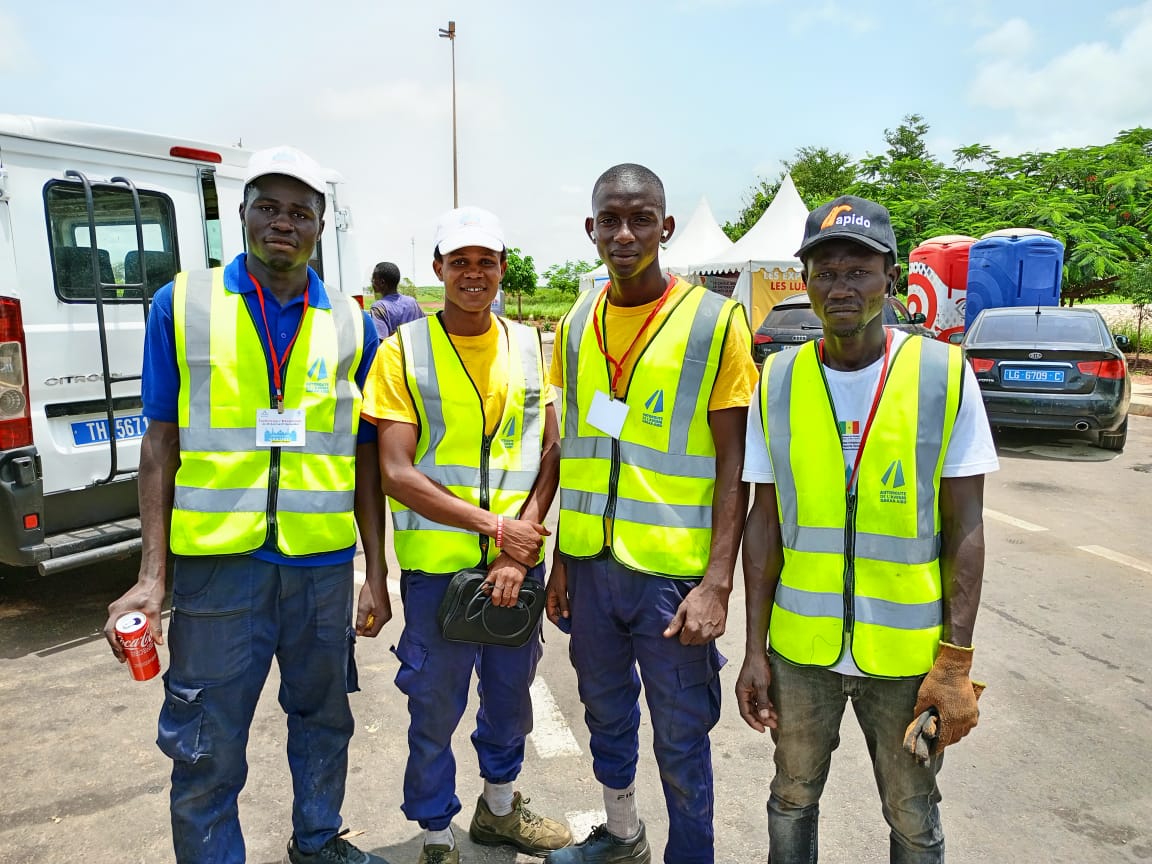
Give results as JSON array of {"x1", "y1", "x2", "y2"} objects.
[
  {"x1": 969, "y1": 358, "x2": 995, "y2": 373},
  {"x1": 0, "y1": 297, "x2": 33, "y2": 450},
  {"x1": 753, "y1": 333, "x2": 774, "y2": 345},
  {"x1": 1079, "y1": 359, "x2": 1126, "y2": 379},
  {"x1": 353, "y1": 294, "x2": 365, "y2": 310}
]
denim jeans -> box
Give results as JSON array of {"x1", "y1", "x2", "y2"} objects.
[
  {"x1": 767, "y1": 654, "x2": 944, "y2": 864},
  {"x1": 567, "y1": 554, "x2": 725, "y2": 864},
  {"x1": 159, "y1": 556, "x2": 357, "y2": 864}
]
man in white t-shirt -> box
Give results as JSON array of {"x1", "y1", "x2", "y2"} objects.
[{"x1": 735, "y1": 195, "x2": 998, "y2": 864}]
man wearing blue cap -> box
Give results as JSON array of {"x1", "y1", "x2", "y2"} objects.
[{"x1": 736, "y1": 195, "x2": 998, "y2": 862}]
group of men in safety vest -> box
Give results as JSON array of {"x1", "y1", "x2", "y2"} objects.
[{"x1": 104, "y1": 145, "x2": 995, "y2": 864}]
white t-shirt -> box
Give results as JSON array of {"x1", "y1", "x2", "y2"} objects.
[{"x1": 743, "y1": 330, "x2": 999, "y2": 675}]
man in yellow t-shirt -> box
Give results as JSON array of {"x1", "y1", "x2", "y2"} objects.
[
  {"x1": 545, "y1": 165, "x2": 757, "y2": 864},
  {"x1": 362, "y1": 207, "x2": 571, "y2": 864}
]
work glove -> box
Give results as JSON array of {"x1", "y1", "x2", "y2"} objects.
[{"x1": 904, "y1": 642, "x2": 986, "y2": 760}]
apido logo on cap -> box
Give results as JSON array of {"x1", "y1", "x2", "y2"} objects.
[{"x1": 820, "y1": 204, "x2": 872, "y2": 231}]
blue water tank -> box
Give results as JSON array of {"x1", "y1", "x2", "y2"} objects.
[{"x1": 964, "y1": 230, "x2": 1064, "y2": 329}]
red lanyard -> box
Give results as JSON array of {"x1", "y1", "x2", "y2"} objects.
[
  {"x1": 820, "y1": 328, "x2": 893, "y2": 491},
  {"x1": 249, "y1": 273, "x2": 309, "y2": 412},
  {"x1": 591, "y1": 275, "x2": 675, "y2": 395}
]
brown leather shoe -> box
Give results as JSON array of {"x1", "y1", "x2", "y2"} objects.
[{"x1": 469, "y1": 791, "x2": 573, "y2": 856}]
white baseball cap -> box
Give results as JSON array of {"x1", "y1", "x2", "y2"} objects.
[
  {"x1": 434, "y1": 206, "x2": 505, "y2": 255},
  {"x1": 244, "y1": 145, "x2": 328, "y2": 196}
]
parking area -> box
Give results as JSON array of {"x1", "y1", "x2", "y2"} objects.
[{"x1": 2, "y1": 417, "x2": 1151, "y2": 863}]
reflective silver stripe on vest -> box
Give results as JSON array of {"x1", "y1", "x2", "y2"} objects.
[
  {"x1": 558, "y1": 489, "x2": 711, "y2": 529},
  {"x1": 173, "y1": 485, "x2": 355, "y2": 514},
  {"x1": 391, "y1": 509, "x2": 473, "y2": 534},
  {"x1": 765, "y1": 347, "x2": 801, "y2": 531},
  {"x1": 775, "y1": 584, "x2": 941, "y2": 630},
  {"x1": 668, "y1": 290, "x2": 726, "y2": 455},
  {"x1": 563, "y1": 289, "x2": 599, "y2": 440},
  {"x1": 179, "y1": 427, "x2": 356, "y2": 455},
  {"x1": 562, "y1": 436, "x2": 714, "y2": 476},
  {"x1": 183, "y1": 270, "x2": 216, "y2": 430},
  {"x1": 328, "y1": 291, "x2": 360, "y2": 434},
  {"x1": 405, "y1": 316, "x2": 541, "y2": 490},
  {"x1": 916, "y1": 340, "x2": 951, "y2": 542},
  {"x1": 421, "y1": 463, "x2": 538, "y2": 493},
  {"x1": 516, "y1": 324, "x2": 543, "y2": 467}
]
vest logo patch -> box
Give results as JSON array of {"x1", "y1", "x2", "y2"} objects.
[
  {"x1": 642, "y1": 389, "x2": 665, "y2": 428},
  {"x1": 500, "y1": 416, "x2": 517, "y2": 449},
  {"x1": 880, "y1": 459, "x2": 907, "y2": 504},
  {"x1": 305, "y1": 357, "x2": 330, "y2": 394}
]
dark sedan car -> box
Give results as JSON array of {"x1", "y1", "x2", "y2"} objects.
[
  {"x1": 752, "y1": 293, "x2": 931, "y2": 364},
  {"x1": 963, "y1": 306, "x2": 1131, "y2": 450}
]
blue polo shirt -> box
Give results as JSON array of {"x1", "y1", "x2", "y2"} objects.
[{"x1": 142, "y1": 253, "x2": 380, "y2": 566}]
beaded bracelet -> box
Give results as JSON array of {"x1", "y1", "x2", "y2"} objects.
[{"x1": 496, "y1": 515, "x2": 504, "y2": 548}]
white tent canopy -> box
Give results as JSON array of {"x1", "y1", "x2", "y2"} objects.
[
  {"x1": 662, "y1": 195, "x2": 734, "y2": 275},
  {"x1": 698, "y1": 174, "x2": 808, "y2": 276}
]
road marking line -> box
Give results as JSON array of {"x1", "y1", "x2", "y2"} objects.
[
  {"x1": 354, "y1": 570, "x2": 402, "y2": 596},
  {"x1": 1077, "y1": 545, "x2": 1152, "y2": 576},
  {"x1": 983, "y1": 508, "x2": 1048, "y2": 532},
  {"x1": 529, "y1": 678, "x2": 583, "y2": 759},
  {"x1": 566, "y1": 810, "x2": 606, "y2": 840}
]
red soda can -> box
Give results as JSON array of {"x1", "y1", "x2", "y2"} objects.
[{"x1": 115, "y1": 611, "x2": 160, "y2": 681}]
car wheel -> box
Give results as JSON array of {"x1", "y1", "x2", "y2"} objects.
[{"x1": 1099, "y1": 417, "x2": 1128, "y2": 451}]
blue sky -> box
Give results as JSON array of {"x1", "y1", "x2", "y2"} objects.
[{"x1": 3, "y1": 0, "x2": 1151, "y2": 284}]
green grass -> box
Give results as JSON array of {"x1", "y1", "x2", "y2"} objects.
[{"x1": 401, "y1": 286, "x2": 578, "y2": 328}]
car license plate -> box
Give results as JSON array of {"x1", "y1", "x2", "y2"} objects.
[
  {"x1": 71, "y1": 414, "x2": 150, "y2": 446},
  {"x1": 1003, "y1": 367, "x2": 1065, "y2": 383}
]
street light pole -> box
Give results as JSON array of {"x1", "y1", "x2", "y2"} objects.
[{"x1": 438, "y1": 20, "x2": 458, "y2": 208}]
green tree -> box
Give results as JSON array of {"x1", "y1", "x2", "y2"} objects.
[
  {"x1": 1121, "y1": 257, "x2": 1152, "y2": 366},
  {"x1": 543, "y1": 259, "x2": 600, "y2": 295},
  {"x1": 724, "y1": 146, "x2": 857, "y2": 240},
  {"x1": 502, "y1": 247, "x2": 538, "y2": 320}
]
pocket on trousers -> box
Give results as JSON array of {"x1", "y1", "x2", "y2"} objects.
[
  {"x1": 671, "y1": 647, "x2": 724, "y2": 738},
  {"x1": 168, "y1": 607, "x2": 252, "y2": 685},
  {"x1": 346, "y1": 629, "x2": 360, "y2": 695},
  {"x1": 157, "y1": 678, "x2": 211, "y2": 764},
  {"x1": 390, "y1": 633, "x2": 428, "y2": 696},
  {"x1": 313, "y1": 567, "x2": 353, "y2": 646}
]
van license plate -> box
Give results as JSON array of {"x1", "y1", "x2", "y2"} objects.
[
  {"x1": 1003, "y1": 368, "x2": 1065, "y2": 383},
  {"x1": 71, "y1": 414, "x2": 150, "y2": 446}
]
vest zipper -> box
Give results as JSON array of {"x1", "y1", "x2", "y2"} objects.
[
  {"x1": 605, "y1": 437, "x2": 621, "y2": 541},
  {"x1": 266, "y1": 390, "x2": 281, "y2": 550},
  {"x1": 844, "y1": 489, "x2": 858, "y2": 645},
  {"x1": 479, "y1": 432, "x2": 493, "y2": 560}
]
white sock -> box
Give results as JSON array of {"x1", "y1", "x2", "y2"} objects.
[
  {"x1": 603, "y1": 783, "x2": 640, "y2": 840},
  {"x1": 484, "y1": 780, "x2": 516, "y2": 817},
  {"x1": 425, "y1": 827, "x2": 454, "y2": 849}
]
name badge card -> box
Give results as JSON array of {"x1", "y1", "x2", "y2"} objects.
[
  {"x1": 256, "y1": 408, "x2": 306, "y2": 447},
  {"x1": 587, "y1": 390, "x2": 629, "y2": 439}
]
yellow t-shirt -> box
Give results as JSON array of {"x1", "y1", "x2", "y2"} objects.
[
  {"x1": 363, "y1": 314, "x2": 554, "y2": 437},
  {"x1": 549, "y1": 278, "x2": 757, "y2": 410}
]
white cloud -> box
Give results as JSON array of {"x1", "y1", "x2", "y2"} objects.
[
  {"x1": 968, "y1": 0, "x2": 1152, "y2": 148},
  {"x1": 973, "y1": 17, "x2": 1034, "y2": 56},
  {"x1": 0, "y1": 12, "x2": 30, "y2": 72},
  {"x1": 788, "y1": 1, "x2": 876, "y2": 35}
]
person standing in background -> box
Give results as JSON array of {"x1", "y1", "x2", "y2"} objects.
[{"x1": 369, "y1": 261, "x2": 424, "y2": 339}]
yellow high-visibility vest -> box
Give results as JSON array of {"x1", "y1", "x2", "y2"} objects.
[
  {"x1": 171, "y1": 269, "x2": 364, "y2": 556},
  {"x1": 390, "y1": 315, "x2": 545, "y2": 573},
  {"x1": 759, "y1": 335, "x2": 963, "y2": 677},
  {"x1": 557, "y1": 282, "x2": 737, "y2": 577}
]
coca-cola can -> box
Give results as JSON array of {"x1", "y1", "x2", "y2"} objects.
[{"x1": 115, "y1": 611, "x2": 160, "y2": 681}]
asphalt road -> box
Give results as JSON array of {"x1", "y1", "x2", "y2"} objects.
[{"x1": 2, "y1": 416, "x2": 1151, "y2": 863}]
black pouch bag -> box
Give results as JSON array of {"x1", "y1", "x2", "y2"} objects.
[{"x1": 436, "y1": 567, "x2": 545, "y2": 648}]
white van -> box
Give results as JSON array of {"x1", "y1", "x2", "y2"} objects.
[{"x1": 0, "y1": 115, "x2": 362, "y2": 574}]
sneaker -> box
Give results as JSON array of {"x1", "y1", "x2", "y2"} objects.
[
  {"x1": 469, "y1": 791, "x2": 574, "y2": 856},
  {"x1": 544, "y1": 822, "x2": 651, "y2": 863},
  {"x1": 287, "y1": 830, "x2": 383, "y2": 864},
  {"x1": 417, "y1": 843, "x2": 459, "y2": 864}
]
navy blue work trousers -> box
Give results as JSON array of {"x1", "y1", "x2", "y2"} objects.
[
  {"x1": 392, "y1": 567, "x2": 544, "y2": 831},
  {"x1": 566, "y1": 554, "x2": 724, "y2": 864},
  {"x1": 157, "y1": 555, "x2": 357, "y2": 864}
]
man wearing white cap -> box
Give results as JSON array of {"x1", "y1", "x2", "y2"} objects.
[
  {"x1": 363, "y1": 207, "x2": 572, "y2": 863},
  {"x1": 105, "y1": 146, "x2": 390, "y2": 864}
]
